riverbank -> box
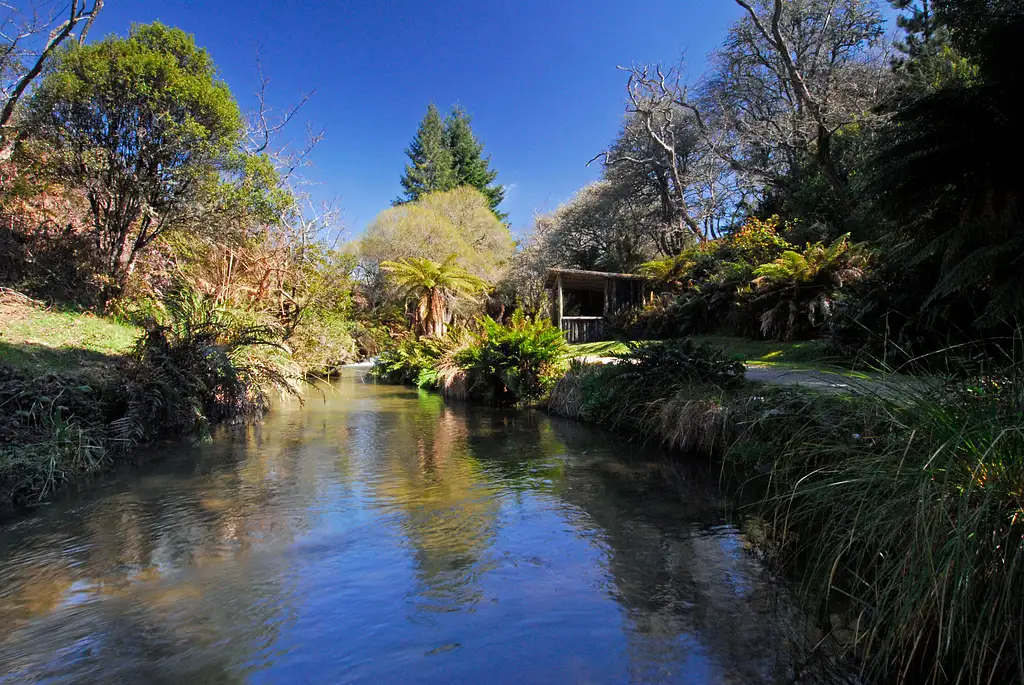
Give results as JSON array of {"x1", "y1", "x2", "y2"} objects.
[
  {"x1": 543, "y1": 343, "x2": 1024, "y2": 684},
  {"x1": 0, "y1": 290, "x2": 300, "y2": 513}
]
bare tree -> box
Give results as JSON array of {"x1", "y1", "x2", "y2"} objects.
[
  {"x1": 591, "y1": 64, "x2": 744, "y2": 250},
  {"x1": 1, "y1": 0, "x2": 102, "y2": 158},
  {"x1": 703, "y1": 0, "x2": 889, "y2": 200}
]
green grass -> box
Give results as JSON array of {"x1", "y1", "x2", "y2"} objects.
[
  {"x1": 0, "y1": 300, "x2": 140, "y2": 374},
  {"x1": 567, "y1": 340, "x2": 633, "y2": 357},
  {"x1": 568, "y1": 335, "x2": 831, "y2": 366},
  {"x1": 687, "y1": 335, "x2": 829, "y2": 365}
]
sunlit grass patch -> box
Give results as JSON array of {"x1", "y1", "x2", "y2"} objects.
[{"x1": 0, "y1": 294, "x2": 139, "y2": 373}]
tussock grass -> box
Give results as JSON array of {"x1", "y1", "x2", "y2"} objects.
[
  {"x1": 657, "y1": 390, "x2": 732, "y2": 455},
  {"x1": 549, "y1": 340, "x2": 743, "y2": 456},
  {"x1": 740, "y1": 379, "x2": 1024, "y2": 684}
]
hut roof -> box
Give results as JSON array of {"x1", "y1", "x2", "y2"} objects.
[{"x1": 544, "y1": 267, "x2": 647, "y2": 291}]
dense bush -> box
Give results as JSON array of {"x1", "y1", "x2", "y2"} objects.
[
  {"x1": 618, "y1": 217, "x2": 802, "y2": 339},
  {"x1": 741, "y1": 234, "x2": 869, "y2": 341},
  {"x1": 373, "y1": 335, "x2": 439, "y2": 386},
  {"x1": 288, "y1": 310, "x2": 359, "y2": 376},
  {"x1": 115, "y1": 288, "x2": 301, "y2": 439},
  {"x1": 455, "y1": 312, "x2": 568, "y2": 405},
  {"x1": 372, "y1": 313, "x2": 568, "y2": 406}
]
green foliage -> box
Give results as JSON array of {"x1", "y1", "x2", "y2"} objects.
[
  {"x1": 372, "y1": 313, "x2": 568, "y2": 406},
  {"x1": 0, "y1": 370, "x2": 109, "y2": 507},
  {"x1": 624, "y1": 217, "x2": 797, "y2": 339},
  {"x1": 287, "y1": 310, "x2": 358, "y2": 377},
  {"x1": 398, "y1": 104, "x2": 505, "y2": 220},
  {"x1": 28, "y1": 22, "x2": 243, "y2": 299},
  {"x1": 398, "y1": 103, "x2": 456, "y2": 203},
  {"x1": 122, "y1": 286, "x2": 300, "y2": 437},
  {"x1": 446, "y1": 106, "x2": 505, "y2": 220},
  {"x1": 744, "y1": 234, "x2": 869, "y2": 341},
  {"x1": 371, "y1": 335, "x2": 444, "y2": 387},
  {"x1": 455, "y1": 312, "x2": 568, "y2": 405}
]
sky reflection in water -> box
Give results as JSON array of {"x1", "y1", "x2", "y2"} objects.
[{"x1": 0, "y1": 374, "x2": 806, "y2": 684}]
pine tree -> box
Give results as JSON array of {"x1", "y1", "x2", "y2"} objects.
[
  {"x1": 445, "y1": 106, "x2": 506, "y2": 221},
  {"x1": 889, "y1": 1, "x2": 969, "y2": 92},
  {"x1": 397, "y1": 103, "x2": 456, "y2": 203}
]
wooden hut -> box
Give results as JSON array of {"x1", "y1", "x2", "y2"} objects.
[{"x1": 545, "y1": 268, "x2": 650, "y2": 343}]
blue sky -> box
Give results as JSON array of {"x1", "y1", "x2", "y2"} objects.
[{"x1": 85, "y1": 1, "x2": 892, "y2": 238}]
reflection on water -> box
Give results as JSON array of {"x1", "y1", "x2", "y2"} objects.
[{"x1": 0, "y1": 373, "x2": 813, "y2": 684}]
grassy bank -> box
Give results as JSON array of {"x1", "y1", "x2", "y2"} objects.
[
  {"x1": 0, "y1": 290, "x2": 301, "y2": 513},
  {"x1": 0, "y1": 289, "x2": 139, "y2": 373},
  {"x1": 546, "y1": 340, "x2": 1024, "y2": 684},
  {"x1": 569, "y1": 335, "x2": 830, "y2": 367}
]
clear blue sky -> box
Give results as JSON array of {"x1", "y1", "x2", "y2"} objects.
[{"x1": 85, "y1": 0, "x2": 893, "y2": 238}]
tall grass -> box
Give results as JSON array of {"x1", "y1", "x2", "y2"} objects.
[{"x1": 746, "y1": 378, "x2": 1024, "y2": 683}]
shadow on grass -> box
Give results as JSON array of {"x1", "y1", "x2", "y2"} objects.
[{"x1": 0, "y1": 340, "x2": 126, "y2": 376}]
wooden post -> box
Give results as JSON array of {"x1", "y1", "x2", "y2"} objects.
[
  {"x1": 555, "y1": 273, "x2": 563, "y2": 331},
  {"x1": 603, "y1": 278, "x2": 611, "y2": 317}
]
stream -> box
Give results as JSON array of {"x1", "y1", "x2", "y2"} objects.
[{"x1": 0, "y1": 373, "x2": 823, "y2": 684}]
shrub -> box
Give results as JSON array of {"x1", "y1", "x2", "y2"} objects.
[
  {"x1": 742, "y1": 234, "x2": 869, "y2": 341},
  {"x1": 371, "y1": 335, "x2": 444, "y2": 387},
  {"x1": 114, "y1": 287, "x2": 301, "y2": 440},
  {"x1": 455, "y1": 311, "x2": 568, "y2": 405},
  {"x1": 288, "y1": 310, "x2": 359, "y2": 376},
  {"x1": 551, "y1": 339, "x2": 744, "y2": 433},
  {"x1": 628, "y1": 216, "x2": 797, "y2": 339}
]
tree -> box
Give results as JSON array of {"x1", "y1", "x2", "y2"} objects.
[
  {"x1": 28, "y1": 22, "x2": 243, "y2": 302},
  {"x1": 888, "y1": 1, "x2": 974, "y2": 92},
  {"x1": 531, "y1": 181, "x2": 658, "y2": 273},
  {"x1": 397, "y1": 103, "x2": 506, "y2": 220},
  {"x1": 932, "y1": 0, "x2": 1023, "y2": 59},
  {"x1": 361, "y1": 186, "x2": 514, "y2": 281},
  {"x1": 595, "y1": 65, "x2": 745, "y2": 249},
  {"x1": 446, "y1": 106, "x2": 505, "y2": 219},
  {"x1": 871, "y1": 12, "x2": 1024, "y2": 325},
  {"x1": 398, "y1": 103, "x2": 455, "y2": 203},
  {"x1": 1, "y1": 0, "x2": 103, "y2": 159},
  {"x1": 381, "y1": 256, "x2": 487, "y2": 338},
  {"x1": 702, "y1": 0, "x2": 889, "y2": 203}
]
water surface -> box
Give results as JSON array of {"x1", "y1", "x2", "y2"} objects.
[{"x1": 0, "y1": 374, "x2": 807, "y2": 684}]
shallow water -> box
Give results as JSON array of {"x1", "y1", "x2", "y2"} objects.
[{"x1": 0, "y1": 374, "x2": 812, "y2": 684}]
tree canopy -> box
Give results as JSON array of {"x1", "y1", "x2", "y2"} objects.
[
  {"x1": 28, "y1": 21, "x2": 244, "y2": 299},
  {"x1": 397, "y1": 103, "x2": 505, "y2": 219},
  {"x1": 362, "y1": 186, "x2": 514, "y2": 281}
]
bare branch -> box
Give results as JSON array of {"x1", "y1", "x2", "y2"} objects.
[{"x1": 1, "y1": 0, "x2": 103, "y2": 132}]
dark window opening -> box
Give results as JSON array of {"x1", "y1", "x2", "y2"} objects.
[{"x1": 563, "y1": 289, "x2": 604, "y2": 317}]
